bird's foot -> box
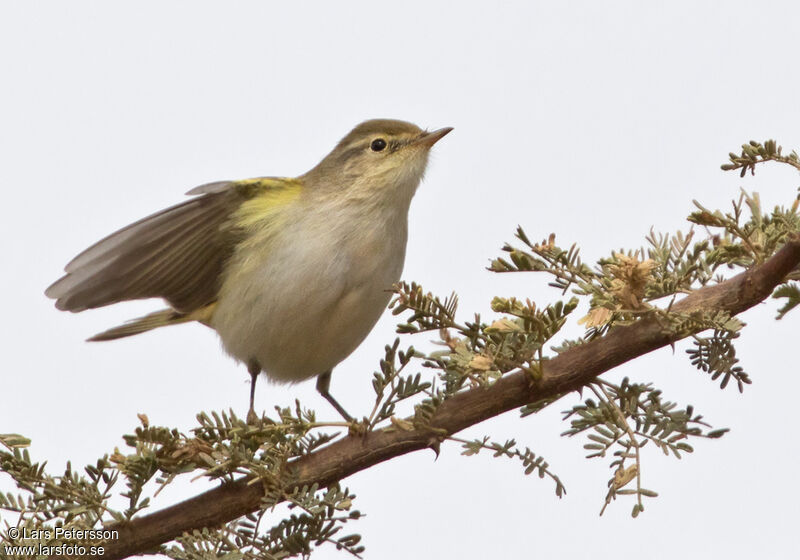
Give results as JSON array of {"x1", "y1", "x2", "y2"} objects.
[
  {"x1": 246, "y1": 407, "x2": 260, "y2": 425},
  {"x1": 347, "y1": 417, "x2": 370, "y2": 437},
  {"x1": 316, "y1": 370, "x2": 356, "y2": 423}
]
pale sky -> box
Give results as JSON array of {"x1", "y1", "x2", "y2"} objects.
[{"x1": 2, "y1": 2, "x2": 799, "y2": 558}]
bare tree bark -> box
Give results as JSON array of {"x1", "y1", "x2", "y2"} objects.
[{"x1": 91, "y1": 234, "x2": 800, "y2": 560}]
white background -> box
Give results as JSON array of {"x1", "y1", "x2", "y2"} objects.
[{"x1": 2, "y1": 2, "x2": 799, "y2": 558}]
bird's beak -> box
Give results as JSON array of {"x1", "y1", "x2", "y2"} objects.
[{"x1": 413, "y1": 127, "x2": 454, "y2": 147}]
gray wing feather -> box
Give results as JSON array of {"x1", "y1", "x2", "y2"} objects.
[
  {"x1": 185, "y1": 181, "x2": 235, "y2": 195},
  {"x1": 46, "y1": 181, "x2": 244, "y2": 313}
]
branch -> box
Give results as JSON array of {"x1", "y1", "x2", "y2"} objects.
[{"x1": 93, "y1": 234, "x2": 800, "y2": 560}]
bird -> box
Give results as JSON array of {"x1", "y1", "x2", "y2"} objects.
[{"x1": 45, "y1": 119, "x2": 452, "y2": 422}]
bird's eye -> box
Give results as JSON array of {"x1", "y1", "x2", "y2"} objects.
[{"x1": 370, "y1": 138, "x2": 387, "y2": 152}]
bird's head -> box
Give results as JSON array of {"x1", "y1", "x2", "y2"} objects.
[{"x1": 303, "y1": 119, "x2": 452, "y2": 204}]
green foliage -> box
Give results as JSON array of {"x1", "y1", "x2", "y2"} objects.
[
  {"x1": 390, "y1": 283, "x2": 459, "y2": 334},
  {"x1": 687, "y1": 329, "x2": 751, "y2": 392},
  {"x1": 561, "y1": 379, "x2": 728, "y2": 516},
  {"x1": 169, "y1": 485, "x2": 364, "y2": 560},
  {"x1": 458, "y1": 436, "x2": 566, "y2": 497},
  {"x1": 772, "y1": 281, "x2": 800, "y2": 319},
  {"x1": 0, "y1": 411, "x2": 359, "y2": 559},
  {"x1": 688, "y1": 189, "x2": 800, "y2": 267},
  {"x1": 720, "y1": 139, "x2": 800, "y2": 177},
  {"x1": 0, "y1": 434, "x2": 31, "y2": 450},
  {"x1": 391, "y1": 281, "x2": 578, "y2": 388},
  {"x1": 368, "y1": 339, "x2": 431, "y2": 429}
]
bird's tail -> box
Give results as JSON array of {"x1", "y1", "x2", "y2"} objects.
[{"x1": 88, "y1": 308, "x2": 192, "y2": 341}]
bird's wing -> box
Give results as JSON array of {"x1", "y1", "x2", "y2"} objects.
[{"x1": 46, "y1": 177, "x2": 302, "y2": 313}]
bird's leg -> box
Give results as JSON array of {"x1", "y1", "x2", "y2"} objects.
[
  {"x1": 316, "y1": 370, "x2": 354, "y2": 422},
  {"x1": 247, "y1": 359, "x2": 261, "y2": 424}
]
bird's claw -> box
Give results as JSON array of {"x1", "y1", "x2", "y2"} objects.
[{"x1": 347, "y1": 418, "x2": 370, "y2": 437}]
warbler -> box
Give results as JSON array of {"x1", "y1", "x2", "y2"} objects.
[{"x1": 46, "y1": 119, "x2": 452, "y2": 421}]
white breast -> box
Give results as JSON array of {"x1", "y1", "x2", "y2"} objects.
[{"x1": 211, "y1": 194, "x2": 410, "y2": 383}]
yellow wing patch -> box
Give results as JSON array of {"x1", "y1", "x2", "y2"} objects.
[{"x1": 233, "y1": 177, "x2": 303, "y2": 230}]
